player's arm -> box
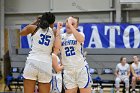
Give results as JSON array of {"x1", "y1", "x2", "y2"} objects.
[
  {"x1": 115, "y1": 70, "x2": 119, "y2": 77},
  {"x1": 127, "y1": 66, "x2": 130, "y2": 77},
  {"x1": 68, "y1": 17, "x2": 84, "y2": 43},
  {"x1": 53, "y1": 22, "x2": 63, "y2": 55},
  {"x1": 19, "y1": 25, "x2": 37, "y2": 36},
  {"x1": 130, "y1": 65, "x2": 137, "y2": 77},
  {"x1": 52, "y1": 54, "x2": 63, "y2": 73},
  {"x1": 19, "y1": 16, "x2": 40, "y2": 36}
]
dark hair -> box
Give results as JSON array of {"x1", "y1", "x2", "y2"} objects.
[
  {"x1": 39, "y1": 12, "x2": 55, "y2": 29},
  {"x1": 120, "y1": 56, "x2": 125, "y2": 62}
]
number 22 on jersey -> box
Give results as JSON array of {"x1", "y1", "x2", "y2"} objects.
[
  {"x1": 65, "y1": 46, "x2": 76, "y2": 56},
  {"x1": 38, "y1": 34, "x2": 51, "y2": 46}
]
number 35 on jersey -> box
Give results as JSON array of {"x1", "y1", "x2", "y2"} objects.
[{"x1": 38, "y1": 34, "x2": 51, "y2": 46}]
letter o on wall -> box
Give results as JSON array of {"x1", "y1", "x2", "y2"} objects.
[{"x1": 123, "y1": 25, "x2": 140, "y2": 48}]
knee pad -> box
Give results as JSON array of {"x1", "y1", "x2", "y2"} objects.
[
  {"x1": 115, "y1": 78, "x2": 121, "y2": 88},
  {"x1": 124, "y1": 78, "x2": 129, "y2": 87}
]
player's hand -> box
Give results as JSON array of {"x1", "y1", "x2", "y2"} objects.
[
  {"x1": 58, "y1": 64, "x2": 64, "y2": 71},
  {"x1": 68, "y1": 17, "x2": 75, "y2": 25},
  {"x1": 36, "y1": 15, "x2": 41, "y2": 22},
  {"x1": 57, "y1": 22, "x2": 63, "y2": 30},
  {"x1": 68, "y1": 17, "x2": 76, "y2": 26},
  {"x1": 61, "y1": 65, "x2": 64, "y2": 70},
  {"x1": 68, "y1": 17, "x2": 73, "y2": 25}
]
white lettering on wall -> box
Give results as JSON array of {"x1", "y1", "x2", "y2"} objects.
[
  {"x1": 88, "y1": 26, "x2": 102, "y2": 48},
  {"x1": 123, "y1": 25, "x2": 140, "y2": 48},
  {"x1": 105, "y1": 26, "x2": 121, "y2": 48}
]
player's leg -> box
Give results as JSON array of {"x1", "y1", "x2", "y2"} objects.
[
  {"x1": 80, "y1": 88, "x2": 91, "y2": 93},
  {"x1": 78, "y1": 65, "x2": 92, "y2": 93},
  {"x1": 115, "y1": 77, "x2": 121, "y2": 93},
  {"x1": 124, "y1": 78, "x2": 129, "y2": 93},
  {"x1": 132, "y1": 76, "x2": 137, "y2": 92},
  {"x1": 23, "y1": 59, "x2": 38, "y2": 93},
  {"x1": 132, "y1": 76, "x2": 140, "y2": 93},
  {"x1": 38, "y1": 61, "x2": 52, "y2": 93},
  {"x1": 38, "y1": 62, "x2": 52, "y2": 93},
  {"x1": 38, "y1": 82, "x2": 51, "y2": 93},
  {"x1": 63, "y1": 69, "x2": 78, "y2": 93},
  {"x1": 24, "y1": 79, "x2": 36, "y2": 93},
  {"x1": 65, "y1": 87, "x2": 78, "y2": 93}
]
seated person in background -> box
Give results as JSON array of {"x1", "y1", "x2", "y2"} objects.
[
  {"x1": 115, "y1": 57, "x2": 130, "y2": 93},
  {"x1": 131, "y1": 56, "x2": 140, "y2": 93}
]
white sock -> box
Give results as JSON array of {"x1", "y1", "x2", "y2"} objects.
[
  {"x1": 126, "y1": 91, "x2": 129, "y2": 93},
  {"x1": 116, "y1": 91, "x2": 119, "y2": 93},
  {"x1": 132, "y1": 90, "x2": 136, "y2": 93}
]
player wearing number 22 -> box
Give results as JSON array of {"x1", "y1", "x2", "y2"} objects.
[
  {"x1": 20, "y1": 12, "x2": 56, "y2": 93},
  {"x1": 115, "y1": 57, "x2": 130, "y2": 93},
  {"x1": 54, "y1": 16, "x2": 92, "y2": 93}
]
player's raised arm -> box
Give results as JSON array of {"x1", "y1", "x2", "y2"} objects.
[
  {"x1": 53, "y1": 22, "x2": 63, "y2": 55},
  {"x1": 19, "y1": 16, "x2": 41, "y2": 36},
  {"x1": 67, "y1": 17, "x2": 85, "y2": 43},
  {"x1": 19, "y1": 25, "x2": 37, "y2": 36}
]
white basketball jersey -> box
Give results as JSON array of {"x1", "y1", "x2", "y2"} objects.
[
  {"x1": 116, "y1": 63, "x2": 130, "y2": 76},
  {"x1": 52, "y1": 53, "x2": 61, "y2": 74},
  {"x1": 51, "y1": 53, "x2": 62, "y2": 93},
  {"x1": 131, "y1": 62, "x2": 140, "y2": 76},
  {"x1": 27, "y1": 27, "x2": 55, "y2": 63},
  {"x1": 60, "y1": 32, "x2": 87, "y2": 69},
  {"x1": 52, "y1": 53, "x2": 60, "y2": 64}
]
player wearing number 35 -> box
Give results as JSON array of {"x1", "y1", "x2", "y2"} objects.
[
  {"x1": 20, "y1": 12, "x2": 56, "y2": 93},
  {"x1": 115, "y1": 57, "x2": 130, "y2": 93},
  {"x1": 54, "y1": 16, "x2": 93, "y2": 93}
]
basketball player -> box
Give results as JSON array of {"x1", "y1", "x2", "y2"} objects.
[
  {"x1": 131, "y1": 56, "x2": 140, "y2": 93},
  {"x1": 20, "y1": 12, "x2": 55, "y2": 93},
  {"x1": 115, "y1": 57, "x2": 130, "y2": 93},
  {"x1": 51, "y1": 53, "x2": 63, "y2": 93},
  {"x1": 54, "y1": 16, "x2": 92, "y2": 93}
]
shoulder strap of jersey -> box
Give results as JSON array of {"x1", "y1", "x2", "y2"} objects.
[{"x1": 31, "y1": 25, "x2": 40, "y2": 36}]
